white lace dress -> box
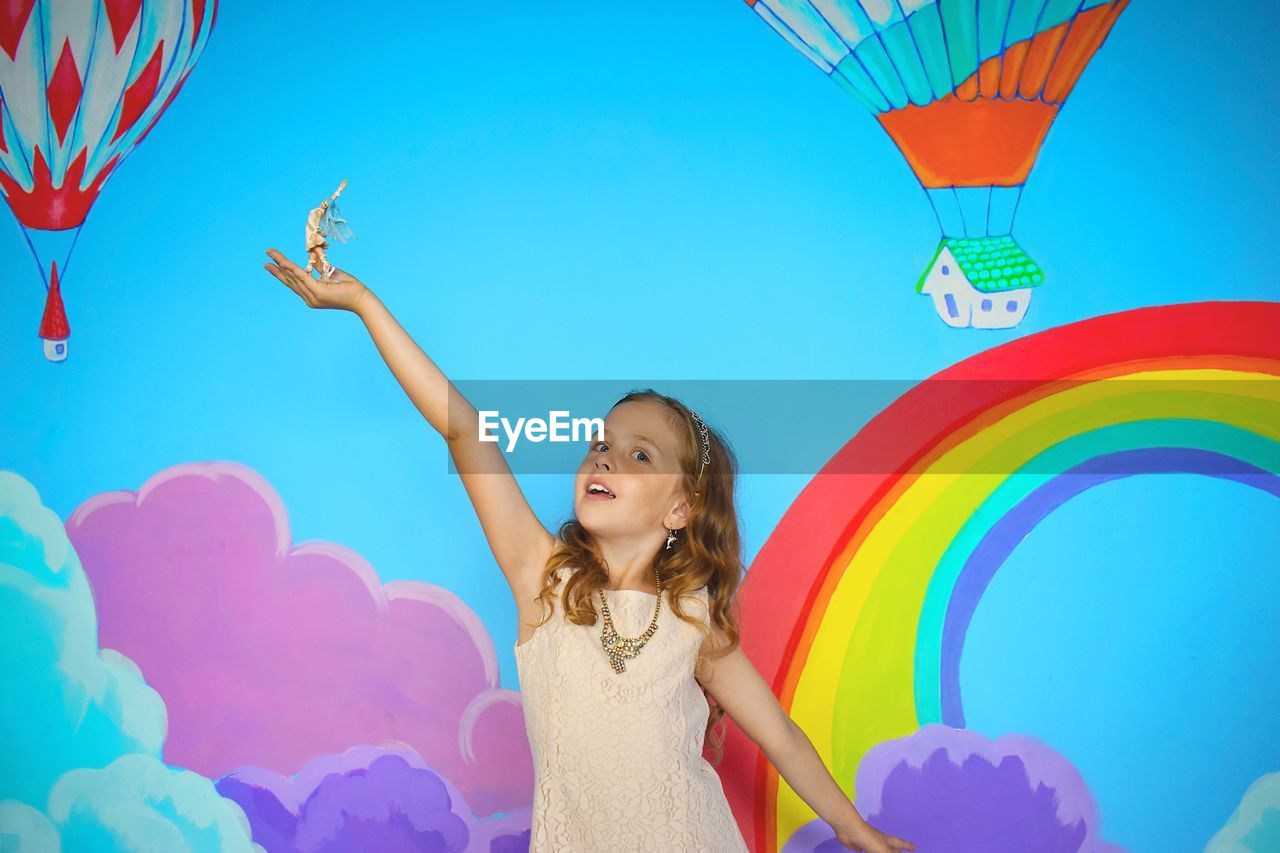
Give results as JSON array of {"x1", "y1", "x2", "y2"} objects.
[{"x1": 514, "y1": 566, "x2": 749, "y2": 852}]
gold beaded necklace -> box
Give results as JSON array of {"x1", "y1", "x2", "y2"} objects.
[{"x1": 599, "y1": 566, "x2": 663, "y2": 674}]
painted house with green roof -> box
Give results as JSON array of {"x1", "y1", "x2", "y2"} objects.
[{"x1": 916, "y1": 236, "x2": 1045, "y2": 329}]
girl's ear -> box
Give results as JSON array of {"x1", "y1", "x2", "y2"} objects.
[{"x1": 665, "y1": 498, "x2": 691, "y2": 531}]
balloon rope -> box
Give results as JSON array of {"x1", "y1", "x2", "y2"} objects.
[
  {"x1": 922, "y1": 184, "x2": 945, "y2": 236},
  {"x1": 61, "y1": 224, "x2": 85, "y2": 281},
  {"x1": 1010, "y1": 186, "x2": 1024, "y2": 237},
  {"x1": 18, "y1": 222, "x2": 85, "y2": 290},
  {"x1": 18, "y1": 224, "x2": 47, "y2": 289},
  {"x1": 951, "y1": 186, "x2": 968, "y2": 238}
]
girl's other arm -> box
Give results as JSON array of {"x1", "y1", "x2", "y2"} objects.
[
  {"x1": 696, "y1": 630, "x2": 915, "y2": 853},
  {"x1": 263, "y1": 251, "x2": 555, "y2": 591}
]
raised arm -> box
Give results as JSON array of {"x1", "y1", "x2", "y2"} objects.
[{"x1": 263, "y1": 250, "x2": 555, "y2": 592}]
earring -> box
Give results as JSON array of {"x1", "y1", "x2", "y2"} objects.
[{"x1": 665, "y1": 528, "x2": 677, "y2": 550}]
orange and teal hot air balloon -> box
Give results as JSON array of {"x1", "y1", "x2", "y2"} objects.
[
  {"x1": 0, "y1": 0, "x2": 218, "y2": 361},
  {"x1": 745, "y1": 0, "x2": 1128, "y2": 329}
]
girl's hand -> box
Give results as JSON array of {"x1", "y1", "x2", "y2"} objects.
[
  {"x1": 263, "y1": 249, "x2": 370, "y2": 313},
  {"x1": 836, "y1": 819, "x2": 915, "y2": 853}
]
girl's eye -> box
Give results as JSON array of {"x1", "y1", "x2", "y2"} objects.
[{"x1": 591, "y1": 442, "x2": 648, "y2": 463}]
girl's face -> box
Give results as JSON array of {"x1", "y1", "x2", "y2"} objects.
[{"x1": 574, "y1": 400, "x2": 689, "y2": 540}]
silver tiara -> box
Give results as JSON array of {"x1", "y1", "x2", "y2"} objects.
[{"x1": 690, "y1": 411, "x2": 711, "y2": 479}]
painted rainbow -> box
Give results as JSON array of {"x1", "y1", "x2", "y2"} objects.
[{"x1": 718, "y1": 301, "x2": 1280, "y2": 850}]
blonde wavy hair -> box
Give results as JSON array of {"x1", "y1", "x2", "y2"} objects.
[{"x1": 530, "y1": 388, "x2": 745, "y2": 763}]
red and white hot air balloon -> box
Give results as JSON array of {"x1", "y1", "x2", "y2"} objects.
[{"x1": 0, "y1": 0, "x2": 218, "y2": 361}]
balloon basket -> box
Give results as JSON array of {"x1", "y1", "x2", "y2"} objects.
[{"x1": 914, "y1": 235, "x2": 1045, "y2": 330}]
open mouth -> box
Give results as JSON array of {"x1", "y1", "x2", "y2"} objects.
[{"x1": 585, "y1": 481, "x2": 616, "y2": 500}]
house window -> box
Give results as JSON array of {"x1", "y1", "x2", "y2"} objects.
[
  {"x1": 1006, "y1": 299, "x2": 1017, "y2": 312},
  {"x1": 980, "y1": 299, "x2": 992, "y2": 312},
  {"x1": 941, "y1": 265, "x2": 950, "y2": 275},
  {"x1": 944, "y1": 293, "x2": 959, "y2": 318}
]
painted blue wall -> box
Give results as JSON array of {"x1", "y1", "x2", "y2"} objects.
[{"x1": 4, "y1": 3, "x2": 1277, "y2": 848}]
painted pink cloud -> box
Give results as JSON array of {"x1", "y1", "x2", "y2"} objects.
[{"x1": 66, "y1": 461, "x2": 531, "y2": 817}]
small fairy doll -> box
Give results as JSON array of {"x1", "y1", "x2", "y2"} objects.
[{"x1": 304, "y1": 179, "x2": 355, "y2": 279}]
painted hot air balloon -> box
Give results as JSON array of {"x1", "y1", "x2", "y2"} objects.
[
  {"x1": 0, "y1": 0, "x2": 218, "y2": 361},
  {"x1": 746, "y1": 0, "x2": 1128, "y2": 329}
]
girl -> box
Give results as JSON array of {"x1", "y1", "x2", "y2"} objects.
[{"x1": 263, "y1": 249, "x2": 916, "y2": 853}]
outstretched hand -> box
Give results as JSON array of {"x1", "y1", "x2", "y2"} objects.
[
  {"x1": 263, "y1": 249, "x2": 370, "y2": 313},
  {"x1": 837, "y1": 820, "x2": 916, "y2": 853}
]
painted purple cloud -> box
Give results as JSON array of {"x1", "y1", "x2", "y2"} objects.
[
  {"x1": 781, "y1": 724, "x2": 1126, "y2": 853},
  {"x1": 66, "y1": 461, "x2": 532, "y2": 816},
  {"x1": 216, "y1": 745, "x2": 530, "y2": 853}
]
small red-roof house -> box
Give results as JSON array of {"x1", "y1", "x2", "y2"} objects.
[{"x1": 38, "y1": 262, "x2": 70, "y2": 362}]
